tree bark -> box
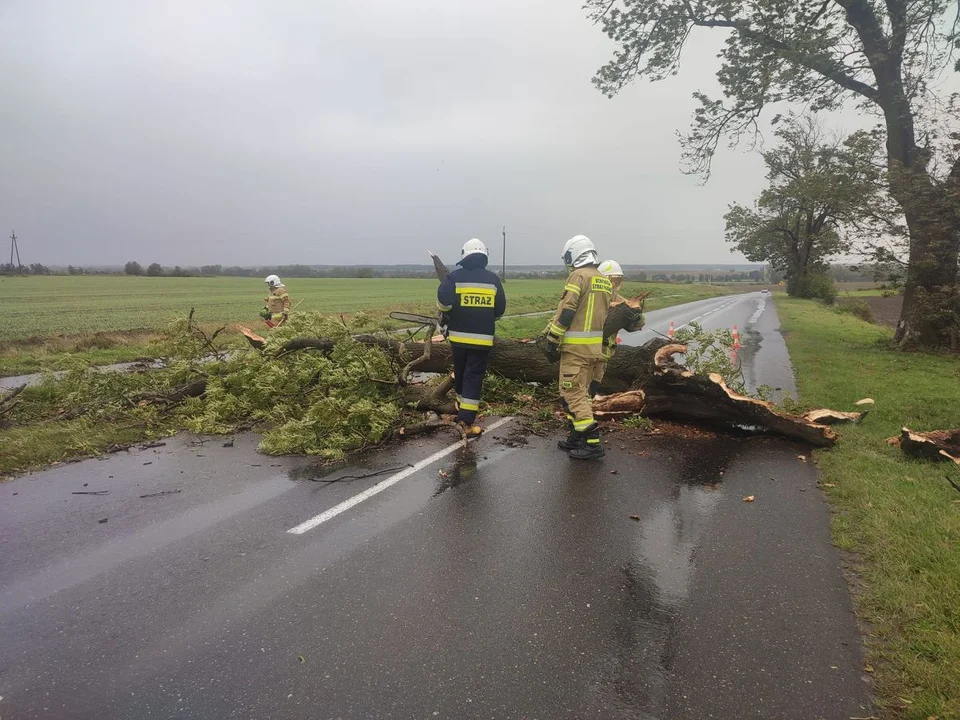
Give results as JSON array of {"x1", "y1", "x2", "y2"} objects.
[
  {"x1": 894, "y1": 427, "x2": 960, "y2": 466},
  {"x1": 889, "y1": 159, "x2": 960, "y2": 346}
]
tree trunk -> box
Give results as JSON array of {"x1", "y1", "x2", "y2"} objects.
[
  {"x1": 894, "y1": 193, "x2": 960, "y2": 346},
  {"x1": 876, "y1": 77, "x2": 960, "y2": 347}
]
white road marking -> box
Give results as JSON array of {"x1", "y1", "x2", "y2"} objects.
[
  {"x1": 674, "y1": 297, "x2": 741, "y2": 332},
  {"x1": 287, "y1": 416, "x2": 514, "y2": 535}
]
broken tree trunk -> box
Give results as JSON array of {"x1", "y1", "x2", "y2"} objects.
[
  {"x1": 894, "y1": 427, "x2": 960, "y2": 466},
  {"x1": 801, "y1": 409, "x2": 867, "y2": 425},
  {"x1": 637, "y1": 344, "x2": 837, "y2": 447}
]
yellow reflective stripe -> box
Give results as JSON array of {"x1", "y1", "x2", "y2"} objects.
[
  {"x1": 449, "y1": 337, "x2": 493, "y2": 346},
  {"x1": 564, "y1": 284, "x2": 580, "y2": 295},
  {"x1": 437, "y1": 302, "x2": 453, "y2": 311},
  {"x1": 548, "y1": 322, "x2": 567, "y2": 336},
  {"x1": 562, "y1": 336, "x2": 603, "y2": 345},
  {"x1": 585, "y1": 293, "x2": 595, "y2": 332},
  {"x1": 586, "y1": 438, "x2": 601, "y2": 444},
  {"x1": 459, "y1": 400, "x2": 480, "y2": 411},
  {"x1": 455, "y1": 286, "x2": 496, "y2": 295},
  {"x1": 448, "y1": 332, "x2": 494, "y2": 346},
  {"x1": 573, "y1": 417, "x2": 595, "y2": 431}
]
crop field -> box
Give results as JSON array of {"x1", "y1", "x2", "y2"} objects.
[{"x1": 0, "y1": 275, "x2": 742, "y2": 343}]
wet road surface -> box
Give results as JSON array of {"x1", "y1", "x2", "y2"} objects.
[
  {"x1": 622, "y1": 291, "x2": 795, "y2": 402},
  {"x1": 0, "y1": 294, "x2": 871, "y2": 718}
]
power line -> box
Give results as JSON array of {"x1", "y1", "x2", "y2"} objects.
[
  {"x1": 9, "y1": 231, "x2": 23, "y2": 272},
  {"x1": 501, "y1": 225, "x2": 506, "y2": 282}
]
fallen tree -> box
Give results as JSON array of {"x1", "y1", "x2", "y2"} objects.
[
  {"x1": 241, "y1": 327, "x2": 840, "y2": 446},
  {"x1": 234, "y1": 270, "x2": 845, "y2": 447},
  {"x1": 5, "y1": 294, "x2": 854, "y2": 473}
]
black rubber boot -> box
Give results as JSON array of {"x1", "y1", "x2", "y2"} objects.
[
  {"x1": 557, "y1": 419, "x2": 583, "y2": 450},
  {"x1": 569, "y1": 422, "x2": 605, "y2": 460}
]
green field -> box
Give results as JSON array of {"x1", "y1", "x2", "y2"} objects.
[
  {"x1": 777, "y1": 298, "x2": 960, "y2": 719},
  {"x1": 0, "y1": 275, "x2": 742, "y2": 342},
  {"x1": 0, "y1": 275, "x2": 742, "y2": 376}
]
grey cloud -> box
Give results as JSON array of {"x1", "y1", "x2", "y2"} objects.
[{"x1": 1, "y1": 0, "x2": 771, "y2": 267}]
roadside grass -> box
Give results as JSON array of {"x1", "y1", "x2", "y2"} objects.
[
  {"x1": 0, "y1": 328, "x2": 249, "y2": 377},
  {"x1": 0, "y1": 418, "x2": 170, "y2": 477},
  {"x1": 0, "y1": 278, "x2": 738, "y2": 376},
  {"x1": 776, "y1": 297, "x2": 960, "y2": 720},
  {"x1": 0, "y1": 331, "x2": 168, "y2": 376}
]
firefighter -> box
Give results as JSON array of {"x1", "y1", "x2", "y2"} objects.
[
  {"x1": 261, "y1": 274, "x2": 291, "y2": 328},
  {"x1": 593, "y1": 260, "x2": 625, "y2": 395},
  {"x1": 437, "y1": 238, "x2": 507, "y2": 437},
  {"x1": 543, "y1": 235, "x2": 612, "y2": 460}
]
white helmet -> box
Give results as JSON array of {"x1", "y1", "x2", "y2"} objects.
[
  {"x1": 461, "y1": 238, "x2": 488, "y2": 260},
  {"x1": 264, "y1": 274, "x2": 282, "y2": 288},
  {"x1": 598, "y1": 260, "x2": 623, "y2": 278},
  {"x1": 562, "y1": 235, "x2": 598, "y2": 269}
]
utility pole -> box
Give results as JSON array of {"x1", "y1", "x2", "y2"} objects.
[
  {"x1": 501, "y1": 225, "x2": 506, "y2": 282},
  {"x1": 9, "y1": 231, "x2": 22, "y2": 272}
]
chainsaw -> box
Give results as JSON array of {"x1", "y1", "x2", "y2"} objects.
[
  {"x1": 389, "y1": 311, "x2": 447, "y2": 340},
  {"x1": 386, "y1": 253, "x2": 450, "y2": 336}
]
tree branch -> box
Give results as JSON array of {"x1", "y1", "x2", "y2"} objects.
[
  {"x1": 885, "y1": 0, "x2": 908, "y2": 55},
  {"x1": 833, "y1": 0, "x2": 895, "y2": 75},
  {"x1": 685, "y1": 8, "x2": 881, "y2": 102}
]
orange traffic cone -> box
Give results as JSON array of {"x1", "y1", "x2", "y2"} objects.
[
  {"x1": 668, "y1": 321, "x2": 675, "y2": 338},
  {"x1": 732, "y1": 325, "x2": 741, "y2": 350}
]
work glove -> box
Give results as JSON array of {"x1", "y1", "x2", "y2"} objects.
[
  {"x1": 536, "y1": 334, "x2": 561, "y2": 363},
  {"x1": 259, "y1": 308, "x2": 271, "y2": 320},
  {"x1": 438, "y1": 313, "x2": 450, "y2": 338}
]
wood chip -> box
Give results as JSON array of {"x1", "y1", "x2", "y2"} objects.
[
  {"x1": 629, "y1": 515, "x2": 640, "y2": 521},
  {"x1": 743, "y1": 495, "x2": 755, "y2": 503}
]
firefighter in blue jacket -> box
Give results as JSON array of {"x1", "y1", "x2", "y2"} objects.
[{"x1": 437, "y1": 238, "x2": 507, "y2": 437}]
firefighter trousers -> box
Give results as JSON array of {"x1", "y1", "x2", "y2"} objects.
[
  {"x1": 451, "y1": 345, "x2": 490, "y2": 424},
  {"x1": 558, "y1": 345, "x2": 602, "y2": 430}
]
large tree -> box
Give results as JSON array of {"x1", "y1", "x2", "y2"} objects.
[
  {"x1": 588, "y1": 0, "x2": 960, "y2": 347},
  {"x1": 725, "y1": 115, "x2": 885, "y2": 297}
]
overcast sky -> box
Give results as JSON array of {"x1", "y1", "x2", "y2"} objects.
[{"x1": 0, "y1": 0, "x2": 777, "y2": 267}]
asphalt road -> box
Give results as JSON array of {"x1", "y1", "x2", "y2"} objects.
[
  {"x1": 0, "y1": 293, "x2": 871, "y2": 719},
  {"x1": 621, "y1": 290, "x2": 796, "y2": 402}
]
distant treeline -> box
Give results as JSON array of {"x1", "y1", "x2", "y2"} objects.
[{"x1": 0, "y1": 261, "x2": 880, "y2": 283}]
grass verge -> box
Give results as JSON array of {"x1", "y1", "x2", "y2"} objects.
[
  {"x1": 0, "y1": 418, "x2": 172, "y2": 477},
  {"x1": 776, "y1": 297, "x2": 960, "y2": 719}
]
